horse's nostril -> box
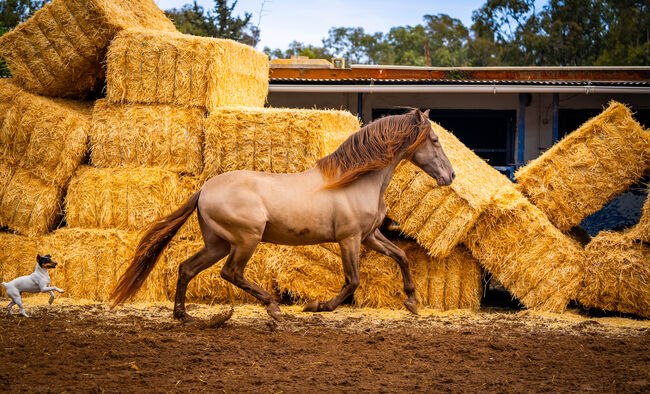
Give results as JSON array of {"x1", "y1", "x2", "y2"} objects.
[{"x1": 451, "y1": 171, "x2": 456, "y2": 180}]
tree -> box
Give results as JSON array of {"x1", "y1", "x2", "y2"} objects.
[
  {"x1": 0, "y1": 0, "x2": 44, "y2": 29},
  {"x1": 424, "y1": 14, "x2": 470, "y2": 66},
  {"x1": 264, "y1": 41, "x2": 331, "y2": 59},
  {"x1": 165, "y1": 0, "x2": 259, "y2": 46}
]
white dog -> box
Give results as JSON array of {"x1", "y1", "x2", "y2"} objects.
[{"x1": 2, "y1": 254, "x2": 64, "y2": 317}]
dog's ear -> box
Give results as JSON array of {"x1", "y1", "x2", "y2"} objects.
[{"x1": 37, "y1": 254, "x2": 42, "y2": 260}]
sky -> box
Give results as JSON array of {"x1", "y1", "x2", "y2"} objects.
[{"x1": 154, "y1": 0, "x2": 546, "y2": 51}]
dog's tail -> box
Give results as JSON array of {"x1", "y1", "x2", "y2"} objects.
[
  {"x1": 109, "y1": 190, "x2": 201, "y2": 309},
  {"x1": 1, "y1": 282, "x2": 6, "y2": 287}
]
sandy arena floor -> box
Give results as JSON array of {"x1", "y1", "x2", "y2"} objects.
[{"x1": 1, "y1": 296, "x2": 648, "y2": 392}]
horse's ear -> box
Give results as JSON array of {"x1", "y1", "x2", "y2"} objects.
[{"x1": 423, "y1": 109, "x2": 430, "y2": 119}]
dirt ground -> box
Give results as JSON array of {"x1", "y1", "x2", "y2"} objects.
[{"x1": 0, "y1": 296, "x2": 648, "y2": 393}]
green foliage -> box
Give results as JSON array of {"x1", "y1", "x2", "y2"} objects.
[
  {"x1": 265, "y1": 0, "x2": 648, "y2": 67},
  {"x1": 0, "y1": 0, "x2": 44, "y2": 29},
  {"x1": 165, "y1": 0, "x2": 259, "y2": 46}
]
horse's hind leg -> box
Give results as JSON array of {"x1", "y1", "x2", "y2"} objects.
[
  {"x1": 304, "y1": 235, "x2": 361, "y2": 313},
  {"x1": 220, "y1": 240, "x2": 282, "y2": 321},
  {"x1": 174, "y1": 239, "x2": 230, "y2": 321},
  {"x1": 363, "y1": 229, "x2": 418, "y2": 314}
]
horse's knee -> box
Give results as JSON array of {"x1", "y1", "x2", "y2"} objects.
[
  {"x1": 348, "y1": 278, "x2": 360, "y2": 292},
  {"x1": 220, "y1": 267, "x2": 235, "y2": 283}
]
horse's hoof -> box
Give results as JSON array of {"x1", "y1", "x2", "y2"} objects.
[
  {"x1": 303, "y1": 300, "x2": 320, "y2": 312},
  {"x1": 266, "y1": 304, "x2": 283, "y2": 322},
  {"x1": 404, "y1": 299, "x2": 419, "y2": 315},
  {"x1": 174, "y1": 312, "x2": 195, "y2": 324}
]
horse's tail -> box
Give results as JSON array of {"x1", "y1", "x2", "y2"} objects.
[{"x1": 109, "y1": 190, "x2": 201, "y2": 308}]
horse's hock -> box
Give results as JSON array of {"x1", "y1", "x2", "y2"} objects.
[{"x1": 0, "y1": 0, "x2": 649, "y2": 317}]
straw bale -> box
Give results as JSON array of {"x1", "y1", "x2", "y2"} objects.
[
  {"x1": 578, "y1": 231, "x2": 649, "y2": 317},
  {"x1": 39, "y1": 228, "x2": 171, "y2": 302},
  {"x1": 515, "y1": 102, "x2": 650, "y2": 231},
  {"x1": 0, "y1": 79, "x2": 21, "y2": 127},
  {"x1": 65, "y1": 166, "x2": 197, "y2": 232},
  {"x1": 269, "y1": 243, "x2": 345, "y2": 303},
  {"x1": 0, "y1": 90, "x2": 92, "y2": 187},
  {"x1": 0, "y1": 164, "x2": 62, "y2": 236},
  {"x1": 464, "y1": 187, "x2": 586, "y2": 312},
  {"x1": 105, "y1": 29, "x2": 268, "y2": 110},
  {"x1": 90, "y1": 99, "x2": 205, "y2": 175},
  {"x1": 203, "y1": 107, "x2": 360, "y2": 178},
  {"x1": 270, "y1": 240, "x2": 482, "y2": 310},
  {"x1": 0, "y1": 0, "x2": 176, "y2": 97},
  {"x1": 355, "y1": 241, "x2": 430, "y2": 309},
  {"x1": 158, "y1": 240, "x2": 278, "y2": 304},
  {"x1": 385, "y1": 121, "x2": 513, "y2": 258},
  {"x1": 0, "y1": 233, "x2": 38, "y2": 294}
]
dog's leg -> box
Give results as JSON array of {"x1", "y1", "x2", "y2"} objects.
[
  {"x1": 14, "y1": 293, "x2": 28, "y2": 317},
  {"x1": 39, "y1": 286, "x2": 64, "y2": 293},
  {"x1": 48, "y1": 290, "x2": 55, "y2": 305},
  {"x1": 6, "y1": 301, "x2": 15, "y2": 315}
]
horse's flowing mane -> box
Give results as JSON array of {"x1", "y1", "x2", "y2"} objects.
[{"x1": 317, "y1": 110, "x2": 429, "y2": 188}]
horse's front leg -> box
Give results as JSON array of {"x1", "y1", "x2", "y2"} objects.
[
  {"x1": 304, "y1": 235, "x2": 361, "y2": 313},
  {"x1": 363, "y1": 229, "x2": 418, "y2": 314}
]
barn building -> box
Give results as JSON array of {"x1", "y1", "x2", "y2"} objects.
[{"x1": 268, "y1": 61, "x2": 650, "y2": 233}]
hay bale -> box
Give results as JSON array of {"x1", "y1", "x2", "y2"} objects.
[
  {"x1": 39, "y1": 228, "x2": 171, "y2": 302},
  {"x1": 385, "y1": 121, "x2": 513, "y2": 258},
  {"x1": 90, "y1": 99, "x2": 205, "y2": 175},
  {"x1": 105, "y1": 28, "x2": 268, "y2": 110},
  {"x1": 270, "y1": 240, "x2": 482, "y2": 310},
  {"x1": 0, "y1": 79, "x2": 21, "y2": 126},
  {"x1": 203, "y1": 107, "x2": 360, "y2": 178},
  {"x1": 0, "y1": 233, "x2": 39, "y2": 295},
  {"x1": 0, "y1": 163, "x2": 62, "y2": 236},
  {"x1": 160, "y1": 240, "x2": 278, "y2": 304},
  {"x1": 65, "y1": 166, "x2": 198, "y2": 232},
  {"x1": 464, "y1": 187, "x2": 586, "y2": 312},
  {"x1": 515, "y1": 102, "x2": 650, "y2": 231},
  {"x1": 578, "y1": 231, "x2": 649, "y2": 317},
  {"x1": 0, "y1": 0, "x2": 176, "y2": 97},
  {"x1": 0, "y1": 90, "x2": 92, "y2": 187}
]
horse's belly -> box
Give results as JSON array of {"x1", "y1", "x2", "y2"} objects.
[{"x1": 261, "y1": 221, "x2": 334, "y2": 245}]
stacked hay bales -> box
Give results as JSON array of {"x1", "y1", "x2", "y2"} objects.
[
  {"x1": 0, "y1": 0, "x2": 176, "y2": 97},
  {"x1": 385, "y1": 121, "x2": 512, "y2": 258},
  {"x1": 90, "y1": 99, "x2": 205, "y2": 175},
  {"x1": 203, "y1": 107, "x2": 361, "y2": 178},
  {"x1": 463, "y1": 187, "x2": 586, "y2": 312},
  {"x1": 105, "y1": 29, "x2": 269, "y2": 110},
  {"x1": 578, "y1": 231, "x2": 649, "y2": 317},
  {"x1": 0, "y1": 233, "x2": 39, "y2": 293},
  {"x1": 65, "y1": 167, "x2": 196, "y2": 231},
  {"x1": 0, "y1": 87, "x2": 92, "y2": 236},
  {"x1": 515, "y1": 102, "x2": 650, "y2": 231},
  {"x1": 269, "y1": 240, "x2": 483, "y2": 311}
]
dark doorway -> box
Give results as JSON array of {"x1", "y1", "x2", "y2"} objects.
[
  {"x1": 372, "y1": 108, "x2": 516, "y2": 167},
  {"x1": 558, "y1": 108, "x2": 650, "y2": 139}
]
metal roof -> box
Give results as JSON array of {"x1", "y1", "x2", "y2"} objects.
[{"x1": 269, "y1": 65, "x2": 650, "y2": 86}]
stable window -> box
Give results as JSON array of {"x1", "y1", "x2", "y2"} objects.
[{"x1": 372, "y1": 109, "x2": 516, "y2": 167}]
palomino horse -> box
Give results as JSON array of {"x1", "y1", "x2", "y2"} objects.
[{"x1": 110, "y1": 109, "x2": 455, "y2": 321}]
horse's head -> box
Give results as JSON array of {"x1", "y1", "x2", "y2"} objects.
[{"x1": 409, "y1": 109, "x2": 455, "y2": 186}]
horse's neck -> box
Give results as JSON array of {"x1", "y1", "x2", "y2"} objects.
[{"x1": 358, "y1": 156, "x2": 403, "y2": 199}]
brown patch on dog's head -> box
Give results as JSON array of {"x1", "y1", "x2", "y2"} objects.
[{"x1": 37, "y1": 254, "x2": 58, "y2": 269}]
